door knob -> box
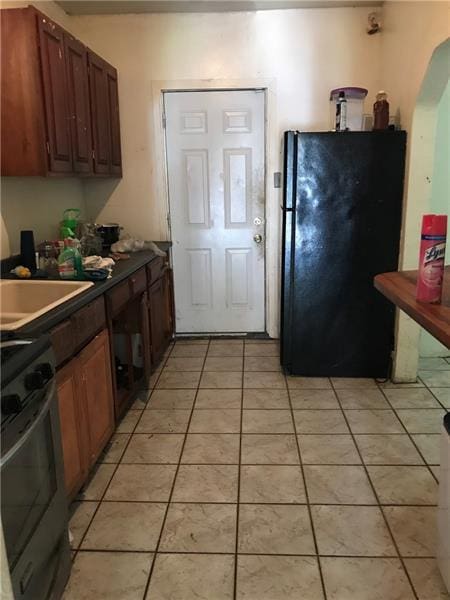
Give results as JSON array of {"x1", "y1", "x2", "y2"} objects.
[{"x1": 253, "y1": 234, "x2": 263, "y2": 244}]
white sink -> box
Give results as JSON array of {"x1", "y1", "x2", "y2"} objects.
[{"x1": 0, "y1": 280, "x2": 94, "y2": 330}]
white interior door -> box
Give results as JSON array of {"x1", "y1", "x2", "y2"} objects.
[{"x1": 165, "y1": 90, "x2": 265, "y2": 333}]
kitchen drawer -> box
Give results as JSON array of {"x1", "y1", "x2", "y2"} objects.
[
  {"x1": 72, "y1": 296, "x2": 106, "y2": 350},
  {"x1": 147, "y1": 257, "x2": 166, "y2": 284},
  {"x1": 129, "y1": 267, "x2": 147, "y2": 297},
  {"x1": 106, "y1": 279, "x2": 130, "y2": 316},
  {"x1": 51, "y1": 319, "x2": 74, "y2": 367}
]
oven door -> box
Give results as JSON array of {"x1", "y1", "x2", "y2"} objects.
[{"x1": 1, "y1": 381, "x2": 70, "y2": 600}]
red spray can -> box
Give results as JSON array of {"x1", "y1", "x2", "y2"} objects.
[{"x1": 416, "y1": 214, "x2": 447, "y2": 303}]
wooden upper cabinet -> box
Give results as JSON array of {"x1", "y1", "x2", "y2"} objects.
[
  {"x1": 64, "y1": 34, "x2": 92, "y2": 174},
  {"x1": 0, "y1": 6, "x2": 122, "y2": 177},
  {"x1": 37, "y1": 15, "x2": 73, "y2": 173},
  {"x1": 1, "y1": 7, "x2": 47, "y2": 175},
  {"x1": 88, "y1": 51, "x2": 122, "y2": 176},
  {"x1": 88, "y1": 51, "x2": 110, "y2": 175},
  {"x1": 106, "y1": 65, "x2": 122, "y2": 176}
]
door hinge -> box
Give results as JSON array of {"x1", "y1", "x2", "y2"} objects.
[
  {"x1": 92, "y1": 149, "x2": 95, "y2": 160},
  {"x1": 166, "y1": 213, "x2": 171, "y2": 230},
  {"x1": 162, "y1": 111, "x2": 167, "y2": 129},
  {"x1": 46, "y1": 141, "x2": 50, "y2": 154}
]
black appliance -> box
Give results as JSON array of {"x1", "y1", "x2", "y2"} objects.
[
  {"x1": 96, "y1": 223, "x2": 121, "y2": 252},
  {"x1": 280, "y1": 131, "x2": 406, "y2": 377},
  {"x1": 1, "y1": 333, "x2": 71, "y2": 600}
]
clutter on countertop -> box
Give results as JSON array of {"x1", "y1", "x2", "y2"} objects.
[
  {"x1": 82, "y1": 255, "x2": 115, "y2": 280},
  {"x1": 96, "y1": 223, "x2": 122, "y2": 252},
  {"x1": 110, "y1": 235, "x2": 167, "y2": 256},
  {"x1": 109, "y1": 252, "x2": 130, "y2": 261},
  {"x1": 58, "y1": 238, "x2": 83, "y2": 280},
  {"x1": 60, "y1": 208, "x2": 81, "y2": 240},
  {"x1": 83, "y1": 255, "x2": 115, "y2": 270},
  {"x1": 20, "y1": 230, "x2": 37, "y2": 272},
  {"x1": 82, "y1": 268, "x2": 110, "y2": 282},
  {"x1": 11, "y1": 265, "x2": 31, "y2": 278},
  {"x1": 79, "y1": 222, "x2": 103, "y2": 257}
]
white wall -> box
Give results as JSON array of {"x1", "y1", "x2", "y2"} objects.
[
  {"x1": 419, "y1": 79, "x2": 450, "y2": 358},
  {"x1": 0, "y1": 0, "x2": 85, "y2": 258},
  {"x1": 380, "y1": 2, "x2": 449, "y2": 379},
  {"x1": 1, "y1": 179, "x2": 85, "y2": 256},
  {"x1": 71, "y1": 8, "x2": 381, "y2": 242},
  {"x1": 68, "y1": 7, "x2": 382, "y2": 337}
]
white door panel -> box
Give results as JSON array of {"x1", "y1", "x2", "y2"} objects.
[{"x1": 165, "y1": 90, "x2": 265, "y2": 333}]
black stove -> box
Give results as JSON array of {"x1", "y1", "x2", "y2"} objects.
[
  {"x1": 1, "y1": 331, "x2": 71, "y2": 600},
  {"x1": 1, "y1": 333, "x2": 54, "y2": 431}
]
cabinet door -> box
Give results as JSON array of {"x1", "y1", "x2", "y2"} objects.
[
  {"x1": 148, "y1": 278, "x2": 165, "y2": 363},
  {"x1": 56, "y1": 359, "x2": 87, "y2": 498},
  {"x1": 37, "y1": 14, "x2": 72, "y2": 173},
  {"x1": 106, "y1": 65, "x2": 122, "y2": 176},
  {"x1": 141, "y1": 291, "x2": 152, "y2": 379},
  {"x1": 79, "y1": 329, "x2": 114, "y2": 466},
  {"x1": 163, "y1": 268, "x2": 175, "y2": 343},
  {"x1": 64, "y1": 34, "x2": 92, "y2": 174},
  {"x1": 88, "y1": 51, "x2": 110, "y2": 175}
]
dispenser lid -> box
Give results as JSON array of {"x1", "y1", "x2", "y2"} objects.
[{"x1": 330, "y1": 87, "x2": 368, "y2": 101}]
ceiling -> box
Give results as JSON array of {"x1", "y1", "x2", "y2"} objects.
[{"x1": 56, "y1": 1, "x2": 382, "y2": 15}]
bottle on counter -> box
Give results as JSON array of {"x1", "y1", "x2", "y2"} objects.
[
  {"x1": 373, "y1": 90, "x2": 389, "y2": 130},
  {"x1": 58, "y1": 238, "x2": 83, "y2": 280},
  {"x1": 38, "y1": 242, "x2": 58, "y2": 277},
  {"x1": 335, "y1": 91, "x2": 347, "y2": 132},
  {"x1": 417, "y1": 214, "x2": 447, "y2": 304}
]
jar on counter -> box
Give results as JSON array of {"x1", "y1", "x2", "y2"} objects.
[{"x1": 39, "y1": 243, "x2": 59, "y2": 277}]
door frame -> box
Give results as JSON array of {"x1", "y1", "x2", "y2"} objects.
[{"x1": 151, "y1": 78, "x2": 278, "y2": 338}]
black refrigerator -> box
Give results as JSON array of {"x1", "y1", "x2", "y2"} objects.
[{"x1": 280, "y1": 131, "x2": 406, "y2": 378}]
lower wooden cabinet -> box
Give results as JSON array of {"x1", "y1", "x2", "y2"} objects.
[
  {"x1": 56, "y1": 361, "x2": 87, "y2": 499},
  {"x1": 55, "y1": 259, "x2": 175, "y2": 495},
  {"x1": 79, "y1": 329, "x2": 115, "y2": 465},
  {"x1": 148, "y1": 276, "x2": 166, "y2": 363},
  {"x1": 56, "y1": 328, "x2": 114, "y2": 498}
]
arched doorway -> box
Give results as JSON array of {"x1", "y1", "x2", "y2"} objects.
[{"x1": 393, "y1": 38, "x2": 450, "y2": 379}]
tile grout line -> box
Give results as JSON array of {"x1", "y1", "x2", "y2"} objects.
[
  {"x1": 232, "y1": 341, "x2": 245, "y2": 600},
  {"x1": 78, "y1": 498, "x2": 438, "y2": 507},
  {"x1": 104, "y1": 460, "x2": 437, "y2": 468},
  {"x1": 70, "y1": 342, "x2": 174, "y2": 564},
  {"x1": 330, "y1": 379, "x2": 420, "y2": 600},
  {"x1": 140, "y1": 336, "x2": 212, "y2": 600},
  {"x1": 72, "y1": 547, "x2": 437, "y2": 559},
  {"x1": 286, "y1": 375, "x2": 329, "y2": 600},
  {"x1": 427, "y1": 387, "x2": 450, "y2": 412},
  {"x1": 69, "y1": 350, "x2": 447, "y2": 595},
  {"x1": 376, "y1": 383, "x2": 443, "y2": 484}
]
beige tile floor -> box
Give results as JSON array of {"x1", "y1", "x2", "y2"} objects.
[{"x1": 63, "y1": 342, "x2": 450, "y2": 600}]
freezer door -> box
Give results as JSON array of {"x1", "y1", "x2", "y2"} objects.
[
  {"x1": 289, "y1": 131, "x2": 406, "y2": 377},
  {"x1": 280, "y1": 131, "x2": 297, "y2": 367}
]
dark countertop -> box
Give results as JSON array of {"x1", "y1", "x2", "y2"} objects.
[{"x1": 15, "y1": 245, "x2": 170, "y2": 337}]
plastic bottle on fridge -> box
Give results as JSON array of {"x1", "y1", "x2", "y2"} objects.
[
  {"x1": 416, "y1": 214, "x2": 447, "y2": 303},
  {"x1": 335, "y1": 91, "x2": 347, "y2": 132}
]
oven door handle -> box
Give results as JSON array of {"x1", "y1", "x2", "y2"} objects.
[{"x1": 0, "y1": 380, "x2": 56, "y2": 468}]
